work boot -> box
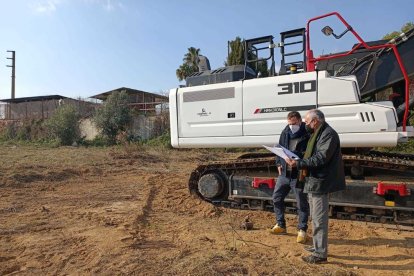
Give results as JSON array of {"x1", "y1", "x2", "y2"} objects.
[
  {"x1": 296, "y1": 229, "x2": 307, "y2": 243},
  {"x1": 269, "y1": 224, "x2": 286, "y2": 234},
  {"x1": 304, "y1": 245, "x2": 315, "y2": 253},
  {"x1": 301, "y1": 255, "x2": 327, "y2": 264}
]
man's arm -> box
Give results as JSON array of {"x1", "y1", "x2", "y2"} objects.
[
  {"x1": 276, "y1": 132, "x2": 284, "y2": 175},
  {"x1": 296, "y1": 131, "x2": 338, "y2": 169},
  {"x1": 275, "y1": 134, "x2": 283, "y2": 167},
  {"x1": 294, "y1": 134, "x2": 309, "y2": 159}
]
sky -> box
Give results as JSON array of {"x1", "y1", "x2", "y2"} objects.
[{"x1": 0, "y1": 0, "x2": 413, "y2": 100}]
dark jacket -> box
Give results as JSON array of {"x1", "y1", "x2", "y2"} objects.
[
  {"x1": 276, "y1": 122, "x2": 309, "y2": 179},
  {"x1": 297, "y1": 122, "x2": 346, "y2": 194}
]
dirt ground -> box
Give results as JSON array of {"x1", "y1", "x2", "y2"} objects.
[{"x1": 1, "y1": 144, "x2": 413, "y2": 275}]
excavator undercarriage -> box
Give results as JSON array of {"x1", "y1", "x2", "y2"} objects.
[{"x1": 189, "y1": 151, "x2": 414, "y2": 228}]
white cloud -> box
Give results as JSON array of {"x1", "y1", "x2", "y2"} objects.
[
  {"x1": 31, "y1": 0, "x2": 62, "y2": 14},
  {"x1": 84, "y1": 0, "x2": 124, "y2": 12},
  {"x1": 30, "y1": 0, "x2": 125, "y2": 14},
  {"x1": 103, "y1": 0, "x2": 114, "y2": 11},
  {"x1": 102, "y1": 0, "x2": 126, "y2": 12}
]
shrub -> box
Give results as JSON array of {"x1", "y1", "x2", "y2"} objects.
[
  {"x1": 93, "y1": 91, "x2": 132, "y2": 145},
  {"x1": 44, "y1": 104, "x2": 80, "y2": 145},
  {"x1": 0, "y1": 122, "x2": 18, "y2": 140},
  {"x1": 144, "y1": 131, "x2": 172, "y2": 148}
]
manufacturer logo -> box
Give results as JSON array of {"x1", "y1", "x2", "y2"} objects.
[
  {"x1": 197, "y1": 108, "x2": 211, "y2": 117},
  {"x1": 254, "y1": 105, "x2": 317, "y2": 114},
  {"x1": 254, "y1": 107, "x2": 287, "y2": 114}
]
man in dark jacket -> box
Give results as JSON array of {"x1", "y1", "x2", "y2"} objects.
[
  {"x1": 270, "y1": 111, "x2": 310, "y2": 244},
  {"x1": 286, "y1": 109, "x2": 346, "y2": 264}
]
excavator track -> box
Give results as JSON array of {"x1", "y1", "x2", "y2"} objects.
[{"x1": 189, "y1": 152, "x2": 414, "y2": 228}]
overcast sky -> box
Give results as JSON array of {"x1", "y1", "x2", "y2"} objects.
[{"x1": 0, "y1": 0, "x2": 413, "y2": 99}]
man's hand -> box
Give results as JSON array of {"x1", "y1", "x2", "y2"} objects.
[
  {"x1": 285, "y1": 158, "x2": 297, "y2": 167},
  {"x1": 277, "y1": 166, "x2": 282, "y2": 175}
]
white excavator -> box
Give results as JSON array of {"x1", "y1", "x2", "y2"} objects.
[{"x1": 169, "y1": 12, "x2": 414, "y2": 226}]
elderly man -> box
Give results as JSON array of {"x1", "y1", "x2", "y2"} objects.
[{"x1": 285, "y1": 109, "x2": 345, "y2": 264}]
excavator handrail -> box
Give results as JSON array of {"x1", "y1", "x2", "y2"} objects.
[{"x1": 306, "y1": 12, "x2": 411, "y2": 131}]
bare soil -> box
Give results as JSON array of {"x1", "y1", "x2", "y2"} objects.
[{"x1": 1, "y1": 144, "x2": 413, "y2": 275}]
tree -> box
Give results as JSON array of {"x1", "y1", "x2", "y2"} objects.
[
  {"x1": 225, "y1": 37, "x2": 244, "y2": 66},
  {"x1": 225, "y1": 37, "x2": 269, "y2": 77},
  {"x1": 45, "y1": 104, "x2": 80, "y2": 145},
  {"x1": 176, "y1": 47, "x2": 200, "y2": 81},
  {"x1": 93, "y1": 91, "x2": 132, "y2": 144},
  {"x1": 183, "y1": 47, "x2": 200, "y2": 69},
  {"x1": 176, "y1": 63, "x2": 194, "y2": 81},
  {"x1": 382, "y1": 22, "x2": 414, "y2": 40}
]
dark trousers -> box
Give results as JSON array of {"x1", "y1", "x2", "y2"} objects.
[{"x1": 272, "y1": 175, "x2": 309, "y2": 231}]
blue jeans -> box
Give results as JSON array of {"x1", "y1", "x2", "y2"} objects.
[{"x1": 272, "y1": 175, "x2": 309, "y2": 231}]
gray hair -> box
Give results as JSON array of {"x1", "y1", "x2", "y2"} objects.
[{"x1": 307, "y1": 109, "x2": 325, "y2": 122}]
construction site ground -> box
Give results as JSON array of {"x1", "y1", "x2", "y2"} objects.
[{"x1": 1, "y1": 144, "x2": 413, "y2": 275}]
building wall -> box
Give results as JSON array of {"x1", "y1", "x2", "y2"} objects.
[
  {"x1": 0, "y1": 104, "x2": 6, "y2": 119},
  {"x1": 78, "y1": 113, "x2": 169, "y2": 141},
  {"x1": 5, "y1": 98, "x2": 96, "y2": 120}
]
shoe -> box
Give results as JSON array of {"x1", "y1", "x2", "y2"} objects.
[
  {"x1": 304, "y1": 246, "x2": 315, "y2": 253},
  {"x1": 269, "y1": 224, "x2": 286, "y2": 234},
  {"x1": 301, "y1": 255, "x2": 327, "y2": 264},
  {"x1": 296, "y1": 229, "x2": 307, "y2": 244}
]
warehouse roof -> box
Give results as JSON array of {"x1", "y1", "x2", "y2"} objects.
[
  {"x1": 90, "y1": 87, "x2": 167, "y2": 101},
  {"x1": 0, "y1": 95, "x2": 68, "y2": 104}
]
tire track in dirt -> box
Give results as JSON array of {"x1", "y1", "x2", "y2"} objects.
[{"x1": 130, "y1": 174, "x2": 166, "y2": 249}]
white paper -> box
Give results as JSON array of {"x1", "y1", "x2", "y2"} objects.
[{"x1": 263, "y1": 145, "x2": 300, "y2": 160}]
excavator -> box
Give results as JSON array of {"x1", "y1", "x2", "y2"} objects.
[{"x1": 169, "y1": 12, "x2": 414, "y2": 227}]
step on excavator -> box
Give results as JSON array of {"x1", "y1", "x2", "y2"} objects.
[{"x1": 169, "y1": 12, "x2": 414, "y2": 227}]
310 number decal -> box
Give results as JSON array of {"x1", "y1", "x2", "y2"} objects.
[{"x1": 277, "y1": 80, "x2": 316, "y2": 95}]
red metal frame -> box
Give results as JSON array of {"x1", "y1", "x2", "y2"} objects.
[
  {"x1": 306, "y1": 12, "x2": 411, "y2": 131},
  {"x1": 374, "y1": 182, "x2": 410, "y2": 197},
  {"x1": 252, "y1": 177, "x2": 275, "y2": 189}
]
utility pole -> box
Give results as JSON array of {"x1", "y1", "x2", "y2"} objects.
[{"x1": 7, "y1": 50, "x2": 16, "y2": 99}]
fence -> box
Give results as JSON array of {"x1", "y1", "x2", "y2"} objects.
[
  {"x1": 130, "y1": 112, "x2": 169, "y2": 140},
  {"x1": 79, "y1": 110, "x2": 170, "y2": 141},
  {"x1": 0, "y1": 104, "x2": 5, "y2": 119},
  {"x1": 1, "y1": 98, "x2": 98, "y2": 120}
]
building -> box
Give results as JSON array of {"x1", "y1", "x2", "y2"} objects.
[
  {"x1": 0, "y1": 95, "x2": 97, "y2": 120},
  {"x1": 89, "y1": 87, "x2": 168, "y2": 115},
  {"x1": 89, "y1": 87, "x2": 169, "y2": 140}
]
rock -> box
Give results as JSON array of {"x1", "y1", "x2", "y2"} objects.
[{"x1": 353, "y1": 266, "x2": 359, "y2": 270}]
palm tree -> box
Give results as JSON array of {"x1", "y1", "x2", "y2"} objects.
[
  {"x1": 183, "y1": 47, "x2": 200, "y2": 71},
  {"x1": 176, "y1": 47, "x2": 201, "y2": 81},
  {"x1": 176, "y1": 63, "x2": 193, "y2": 81}
]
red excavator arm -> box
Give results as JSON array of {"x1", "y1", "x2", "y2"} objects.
[{"x1": 305, "y1": 12, "x2": 411, "y2": 131}]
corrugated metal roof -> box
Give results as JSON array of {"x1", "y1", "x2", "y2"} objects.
[
  {"x1": 89, "y1": 87, "x2": 168, "y2": 101},
  {"x1": 0, "y1": 95, "x2": 68, "y2": 103}
]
